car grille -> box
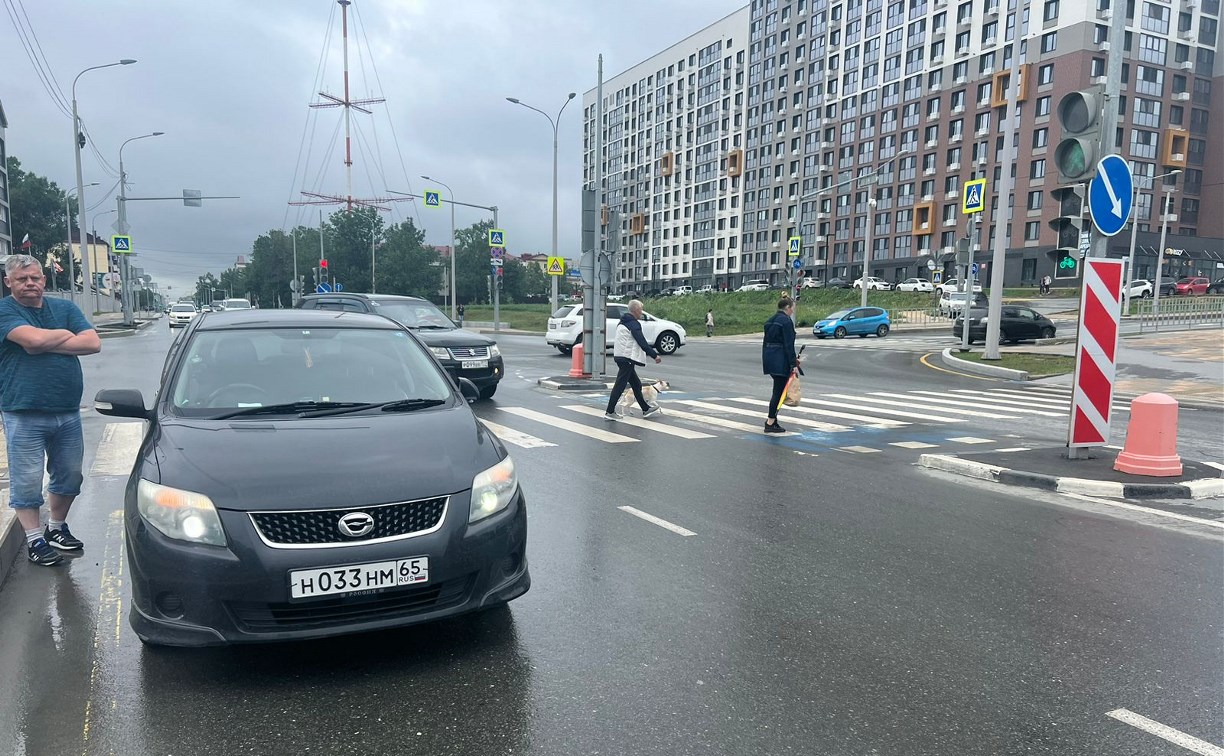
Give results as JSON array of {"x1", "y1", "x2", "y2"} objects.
[
  {"x1": 227, "y1": 574, "x2": 474, "y2": 633},
  {"x1": 249, "y1": 497, "x2": 447, "y2": 548},
  {"x1": 447, "y1": 345, "x2": 490, "y2": 359}
]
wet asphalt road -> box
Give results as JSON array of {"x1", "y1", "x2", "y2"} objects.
[{"x1": 0, "y1": 323, "x2": 1220, "y2": 756}]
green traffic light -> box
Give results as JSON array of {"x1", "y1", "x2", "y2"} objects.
[
  {"x1": 1055, "y1": 140, "x2": 1089, "y2": 179},
  {"x1": 1059, "y1": 255, "x2": 1078, "y2": 270}
]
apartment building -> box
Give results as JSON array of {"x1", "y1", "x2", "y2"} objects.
[
  {"x1": 586, "y1": 0, "x2": 1222, "y2": 291},
  {"x1": 0, "y1": 98, "x2": 10, "y2": 258}
]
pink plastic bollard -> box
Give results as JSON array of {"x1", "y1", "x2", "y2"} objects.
[
  {"x1": 568, "y1": 342, "x2": 587, "y2": 378},
  {"x1": 1113, "y1": 393, "x2": 1183, "y2": 477}
]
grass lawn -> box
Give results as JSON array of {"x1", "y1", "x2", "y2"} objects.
[
  {"x1": 461, "y1": 304, "x2": 553, "y2": 332},
  {"x1": 949, "y1": 351, "x2": 1076, "y2": 377}
]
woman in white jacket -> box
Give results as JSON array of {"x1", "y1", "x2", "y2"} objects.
[{"x1": 604, "y1": 300, "x2": 662, "y2": 420}]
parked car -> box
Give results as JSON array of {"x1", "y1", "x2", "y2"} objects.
[
  {"x1": 853, "y1": 277, "x2": 892, "y2": 291},
  {"x1": 895, "y1": 278, "x2": 935, "y2": 293},
  {"x1": 1173, "y1": 276, "x2": 1210, "y2": 296},
  {"x1": 672, "y1": 285, "x2": 694, "y2": 296},
  {"x1": 799, "y1": 278, "x2": 823, "y2": 289},
  {"x1": 736, "y1": 280, "x2": 770, "y2": 292},
  {"x1": 697, "y1": 284, "x2": 716, "y2": 294},
  {"x1": 1127, "y1": 279, "x2": 1154, "y2": 299},
  {"x1": 823, "y1": 277, "x2": 852, "y2": 290},
  {"x1": 93, "y1": 309, "x2": 529, "y2": 646},
  {"x1": 297, "y1": 293, "x2": 504, "y2": 400},
  {"x1": 813, "y1": 307, "x2": 891, "y2": 339},
  {"x1": 1208, "y1": 278, "x2": 1224, "y2": 295},
  {"x1": 935, "y1": 279, "x2": 983, "y2": 296},
  {"x1": 546, "y1": 302, "x2": 686, "y2": 355},
  {"x1": 953, "y1": 305, "x2": 1057, "y2": 344},
  {"x1": 167, "y1": 303, "x2": 198, "y2": 329},
  {"x1": 938, "y1": 289, "x2": 989, "y2": 317}
]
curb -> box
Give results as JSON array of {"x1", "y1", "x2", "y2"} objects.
[
  {"x1": 0, "y1": 494, "x2": 21, "y2": 590},
  {"x1": 918, "y1": 453, "x2": 1224, "y2": 500},
  {"x1": 97, "y1": 319, "x2": 157, "y2": 340},
  {"x1": 939, "y1": 348, "x2": 1030, "y2": 380},
  {"x1": 538, "y1": 378, "x2": 613, "y2": 392}
]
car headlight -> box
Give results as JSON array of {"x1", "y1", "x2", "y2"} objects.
[
  {"x1": 979, "y1": 317, "x2": 989, "y2": 324},
  {"x1": 489, "y1": 343, "x2": 501, "y2": 357},
  {"x1": 137, "y1": 480, "x2": 227, "y2": 546},
  {"x1": 429, "y1": 347, "x2": 451, "y2": 360},
  {"x1": 470, "y1": 456, "x2": 517, "y2": 524}
]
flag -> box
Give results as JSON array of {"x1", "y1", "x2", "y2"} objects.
[
  {"x1": 54, "y1": 262, "x2": 64, "y2": 274},
  {"x1": 19, "y1": 234, "x2": 31, "y2": 250}
]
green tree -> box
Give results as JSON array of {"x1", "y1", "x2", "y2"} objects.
[
  {"x1": 453, "y1": 220, "x2": 495, "y2": 304},
  {"x1": 522, "y1": 263, "x2": 549, "y2": 301},
  {"x1": 6, "y1": 156, "x2": 77, "y2": 271},
  {"x1": 322, "y1": 207, "x2": 383, "y2": 293},
  {"x1": 375, "y1": 219, "x2": 443, "y2": 298},
  {"x1": 218, "y1": 267, "x2": 247, "y2": 301},
  {"x1": 500, "y1": 257, "x2": 526, "y2": 303},
  {"x1": 194, "y1": 272, "x2": 221, "y2": 306}
]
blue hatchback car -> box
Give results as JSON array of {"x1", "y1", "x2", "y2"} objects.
[{"x1": 812, "y1": 307, "x2": 891, "y2": 339}]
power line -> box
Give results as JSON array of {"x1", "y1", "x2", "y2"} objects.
[
  {"x1": 284, "y1": 0, "x2": 338, "y2": 230},
  {"x1": 1, "y1": 0, "x2": 71, "y2": 117}
]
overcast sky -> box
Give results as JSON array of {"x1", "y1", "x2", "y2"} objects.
[{"x1": 2, "y1": 0, "x2": 744, "y2": 295}]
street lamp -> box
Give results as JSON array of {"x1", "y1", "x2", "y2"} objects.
[
  {"x1": 63, "y1": 182, "x2": 98, "y2": 294},
  {"x1": 506, "y1": 92, "x2": 577, "y2": 312},
  {"x1": 117, "y1": 131, "x2": 164, "y2": 325},
  {"x1": 91, "y1": 209, "x2": 116, "y2": 310},
  {"x1": 1124, "y1": 169, "x2": 1181, "y2": 313},
  {"x1": 72, "y1": 59, "x2": 136, "y2": 315},
  {"x1": 1152, "y1": 185, "x2": 1179, "y2": 323},
  {"x1": 421, "y1": 175, "x2": 457, "y2": 318}
]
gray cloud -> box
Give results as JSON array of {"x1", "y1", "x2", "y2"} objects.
[{"x1": 2, "y1": 0, "x2": 744, "y2": 295}]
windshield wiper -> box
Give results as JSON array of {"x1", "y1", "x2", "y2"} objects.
[
  {"x1": 300, "y1": 398, "x2": 448, "y2": 418},
  {"x1": 214, "y1": 401, "x2": 367, "y2": 420},
  {"x1": 413, "y1": 324, "x2": 453, "y2": 330}
]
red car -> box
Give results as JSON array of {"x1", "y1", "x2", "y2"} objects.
[{"x1": 1173, "y1": 277, "x2": 1210, "y2": 295}]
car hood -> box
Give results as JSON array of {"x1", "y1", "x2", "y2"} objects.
[
  {"x1": 406, "y1": 328, "x2": 495, "y2": 348},
  {"x1": 147, "y1": 407, "x2": 506, "y2": 512}
]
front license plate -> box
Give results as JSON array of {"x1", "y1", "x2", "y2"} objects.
[
  {"x1": 289, "y1": 557, "x2": 429, "y2": 600},
  {"x1": 461, "y1": 360, "x2": 488, "y2": 369}
]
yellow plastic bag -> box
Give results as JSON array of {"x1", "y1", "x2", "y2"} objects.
[{"x1": 781, "y1": 373, "x2": 802, "y2": 407}]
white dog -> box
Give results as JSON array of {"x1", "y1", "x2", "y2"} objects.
[{"x1": 620, "y1": 379, "x2": 670, "y2": 413}]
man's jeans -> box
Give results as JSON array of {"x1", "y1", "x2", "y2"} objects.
[{"x1": 1, "y1": 411, "x2": 85, "y2": 509}]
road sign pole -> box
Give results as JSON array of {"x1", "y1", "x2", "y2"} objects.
[
  {"x1": 1092, "y1": 0, "x2": 1127, "y2": 263},
  {"x1": 861, "y1": 194, "x2": 876, "y2": 309},
  {"x1": 1152, "y1": 187, "x2": 1174, "y2": 330},
  {"x1": 492, "y1": 208, "x2": 500, "y2": 335}
]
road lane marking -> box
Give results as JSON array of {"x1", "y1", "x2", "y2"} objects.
[
  {"x1": 890, "y1": 441, "x2": 939, "y2": 449},
  {"x1": 676, "y1": 399, "x2": 851, "y2": 432},
  {"x1": 725, "y1": 397, "x2": 908, "y2": 427},
  {"x1": 478, "y1": 420, "x2": 557, "y2": 449},
  {"x1": 837, "y1": 446, "x2": 882, "y2": 453},
  {"x1": 618, "y1": 506, "x2": 696, "y2": 537},
  {"x1": 908, "y1": 390, "x2": 1064, "y2": 416},
  {"x1": 1062, "y1": 493, "x2": 1224, "y2": 531},
  {"x1": 1203, "y1": 461, "x2": 1224, "y2": 473},
  {"x1": 946, "y1": 436, "x2": 996, "y2": 444},
  {"x1": 1106, "y1": 709, "x2": 1224, "y2": 755},
  {"x1": 89, "y1": 423, "x2": 144, "y2": 477},
  {"x1": 991, "y1": 447, "x2": 1032, "y2": 452},
  {"x1": 798, "y1": 397, "x2": 964, "y2": 423},
  {"x1": 562, "y1": 405, "x2": 715, "y2": 439},
  {"x1": 82, "y1": 509, "x2": 126, "y2": 754},
  {"x1": 978, "y1": 388, "x2": 1132, "y2": 413},
  {"x1": 497, "y1": 407, "x2": 638, "y2": 443},
  {"x1": 824, "y1": 393, "x2": 1015, "y2": 421},
  {"x1": 659, "y1": 406, "x2": 796, "y2": 434},
  {"x1": 919, "y1": 351, "x2": 997, "y2": 380}
]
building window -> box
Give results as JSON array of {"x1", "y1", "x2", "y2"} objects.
[
  {"x1": 1027, "y1": 191, "x2": 1043, "y2": 210},
  {"x1": 1022, "y1": 258, "x2": 1038, "y2": 281},
  {"x1": 1031, "y1": 159, "x2": 1046, "y2": 179},
  {"x1": 1039, "y1": 32, "x2": 1057, "y2": 54},
  {"x1": 1043, "y1": 1, "x2": 1060, "y2": 22},
  {"x1": 1032, "y1": 128, "x2": 1048, "y2": 148},
  {"x1": 1024, "y1": 221, "x2": 1041, "y2": 241},
  {"x1": 1035, "y1": 96, "x2": 1051, "y2": 118},
  {"x1": 1038, "y1": 64, "x2": 1054, "y2": 85}
]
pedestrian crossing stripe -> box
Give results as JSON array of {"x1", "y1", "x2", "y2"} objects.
[
  {"x1": 562, "y1": 405, "x2": 714, "y2": 439},
  {"x1": 478, "y1": 420, "x2": 556, "y2": 449},
  {"x1": 676, "y1": 399, "x2": 850, "y2": 433},
  {"x1": 497, "y1": 406, "x2": 636, "y2": 443}
]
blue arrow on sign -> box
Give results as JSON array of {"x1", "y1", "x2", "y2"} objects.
[
  {"x1": 792, "y1": 258, "x2": 802, "y2": 270},
  {"x1": 335, "y1": 282, "x2": 343, "y2": 292},
  {"x1": 1089, "y1": 155, "x2": 1134, "y2": 237},
  {"x1": 971, "y1": 262, "x2": 979, "y2": 276},
  {"x1": 316, "y1": 283, "x2": 332, "y2": 293}
]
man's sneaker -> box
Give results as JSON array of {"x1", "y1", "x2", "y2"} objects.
[
  {"x1": 764, "y1": 421, "x2": 786, "y2": 434},
  {"x1": 28, "y1": 539, "x2": 63, "y2": 566},
  {"x1": 603, "y1": 412, "x2": 621, "y2": 421},
  {"x1": 45, "y1": 525, "x2": 84, "y2": 551},
  {"x1": 642, "y1": 405, "x2": 663, "y2": 418}
]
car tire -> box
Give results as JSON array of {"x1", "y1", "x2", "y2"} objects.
[
  {"x1": 1040, "y1": 327, "x2": 1055, "y2": 339},
  {"x1": 833, "y1": 326, "x2": 847, "y2": 339},
  {"x1": 557, "y1": 345, "x2": 571, "y2": 355},
  {"x1": 655, "y1": 331, "x2": 680, "y2": 355},
  {"x1": 478, "y1": 384, "x2": 498, "y2": 400},
  {"x1": 1142, "y1": 290, "x2": 1152, "y2": 298},
  {"x1": 876, "y1": 324, "x2": 889, "y2": 338}
]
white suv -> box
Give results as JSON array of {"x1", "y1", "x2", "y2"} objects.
[
  {"x1": 737, "y1": 280, "x2": 770, "y2": 292},
  {"x1": 672, "y1": 286, "x2": 694, "y2": 296},
  {"x1": 546, "y1": 303, "x2": 687, "y2": 355},
  {"x1": 853, "y1": 277, "x2": 893, "y2": 291}
]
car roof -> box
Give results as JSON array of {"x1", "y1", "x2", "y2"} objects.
[
  {"x1": 298, "y1": 292, "x2": 430, "y2": 304},
  {"x1": 195, "y1": 309, "x2": 401, "y2": 331}
]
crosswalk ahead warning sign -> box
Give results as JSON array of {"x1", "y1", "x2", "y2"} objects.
[
  {"x1": 788, "y1": 236, "x2": 802, "y2": 256},
  {"x1": 546, "y1": 256, "x2": 566, "y2": 276},
  {"x1": 111, "y1": 235, "x2": 132, "y2": 254},
  {"x1": 962, "y1": 178, "x2": 986, "y2": 214}
]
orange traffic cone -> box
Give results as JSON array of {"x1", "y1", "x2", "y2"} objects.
[
  {"x1": 1114, "y1": 393, "x2": 1183, "y2": 477},
  {"x1": 568, "y1": 342, "x2": 587, "y2": 378}
]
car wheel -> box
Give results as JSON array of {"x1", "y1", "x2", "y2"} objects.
[
  {"x1": 478, "y1": 384, "x2": 498, "y2": 400},
  {"x1": 655, "y1": 331, "x2": 680, "y2": 355},
  {"x1": 876, "y1": 324, "x2": 889, "y2": 338},
  {"x1": 833, "y1": 326, "x2": 847, "y2": 339},
  {"x1": 1143, "y1": 290, "x2": 1152, "y2": 298},
  {"x1": 557, "y1": 345, "x2": 571, "y2": 355},
  {"x1": 1040, "y1": 327, "x2": 1055, "y2": 339}
]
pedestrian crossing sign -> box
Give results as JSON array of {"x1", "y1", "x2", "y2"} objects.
[
  {"x1": 547, "y1": 257, "x2": 566, "y2": 276},
  {"x1": 111, "y1": 235, "x2": 132, "y2": 254},
  {"x1": 962, "y1": 179, "x2": 986, "y2": 214},
  {"x1": 488, "y1": 229, "x2": 505, "y2": 247},
  {"x1": 788, "y1": 236, "x2": 802, "y2": 256},
  {"x1": 424, "y1": 190, "x2": 442, "y2": 208}
]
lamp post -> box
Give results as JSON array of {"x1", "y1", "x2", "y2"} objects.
[
  {"x1": 1151, "y1": 186, "x2": 1177, "y2": 324},
  {"x1": 420, "y1": 175, "x2": 457, "y2": 318},
  {"x1": 1123, "y1": 169, "x2": 1181, "y2": 313},
  {"x1": 91, "y1": 209, "x2": 116, "y2": 311},
  {"x1": 117, "y1": 131, "x2": 164, "y2": 325},
  {"x1": 63, "y1": 182, "x2": 98, "y2": 296},
  {"x1": 72, "y1": 59, "x2": 136, "y2": 315},
  {"x1": 506, "y1": 93, "x2": 577, "y2": 312}
]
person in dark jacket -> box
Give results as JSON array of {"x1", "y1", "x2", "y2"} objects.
[
  {"x1": 762, "y1": 296, "x2": 798, "y2": 433},
  {"x1": 605, "y1": 300, "x2": 662, "y2": 420}
]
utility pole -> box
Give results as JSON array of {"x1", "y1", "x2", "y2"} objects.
[
  {"x1": 860, "y1": 192, "x2": 877, "y2": 309},
  {"x1": 1090, "y1": 0, "x2": 1127, "y2": 262},
  {"x1": 585, "y1": 53, "x2": 606, "y2": 378},
  {"x1": 1123, "y1": 169, "x2": 1181, "y2": 313},
  {"x1": 1151, "y1": 186, "x2": 1176, "y2": 324},
  {"x1": 492, "y1": 206, "x2": 501, "y2": 334}
]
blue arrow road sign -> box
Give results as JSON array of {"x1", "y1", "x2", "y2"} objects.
[
  {"x1": 792, "y1": 258, "x2": 802, "y2": 270},
  {"x1": 335, "y1": 282, "x2": 343, "y2": 292},
  {"x1": 316, "y1": 283, "x2": 332, "y2": 293},
  {"x1": 1089, "y1": 155, "x2": 1134, "y2": 237},
  {"x1": 971, "y1": 262, "x2": 979, "y2": 276}
]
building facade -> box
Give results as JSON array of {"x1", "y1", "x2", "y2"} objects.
[
  {"x1": 585, "y1": 0, "x2": 1223, "y2": 292},
  {"x1": 0, "y1": 98, "x2": 10, "y2": 258}
]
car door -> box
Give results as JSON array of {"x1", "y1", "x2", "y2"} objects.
[
  {"x1": 605, "y1": 305, "x2": 627, "y2": 348},
  {"x1": 843, "y1": 309, "x2": 864, "y2": 334}
]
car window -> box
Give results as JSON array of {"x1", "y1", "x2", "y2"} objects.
[
  {"x1": 867, "y1": 308, "x2": 884, "y2": 318},
  {"x1": 368, "y1": 299, "x2": 455, "y2": 329},
  {"x1": 551, "y1": 306, "x2": 573, "y2": 318},
  {"x1": 315, "y1": 299, "x2": 366, "y2": 313},
  {"x1": 607, "y1": 305, "x2": 626, "y2": 319},
  {"x1": 171, "y1": 304, "x2": 195, "y2": 312},
  {"x1": 222, "y1": 299, "x2": 252, "y2": 310},
  {"x1": 1002, "y1": 307, "x2": 1021, "y2": 318},
  {"x1": 169, "y1": 327, "x2": 452, "y2": 416}
]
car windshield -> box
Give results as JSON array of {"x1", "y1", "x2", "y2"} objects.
[
  {"x1": 1176, "y1": 278, "x2": 1196, "y2": 284},
  {"x1": 170, "y1": 327, "x2": 453, "y2": 418},
  {"x1": 171, "y1": 305, "x2": 195, "y2": 312},
  {"x1": 825, "y1": 310, "x2": 851, "y2": 320},
  {"x1": 368, "y1": 299, "x2": 456, "y2": 329}
]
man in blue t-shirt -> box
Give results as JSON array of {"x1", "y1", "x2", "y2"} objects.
[{"x1": 0, "y1": 254, "x2": 101, "y2": 566}]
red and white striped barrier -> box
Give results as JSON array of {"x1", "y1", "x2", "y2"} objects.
[{"x1": 1068, "y1": 258, "x2": 1124, "y2": 448}]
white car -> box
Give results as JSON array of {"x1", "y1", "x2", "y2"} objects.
[
  {"x1": 737, "y1": 280, "x2": 770, "y2": 292},
  {"x1": 1127, "y1": 279, "x2": 1154, "y2": 298},
  {"x1": 697, "y1": 284, "x2": 716, "y2": 294},
  {"x1": 853, "y1": 277, "x2": 893, "y2": 291},
  {"x1": 938, "y1": 289, "x2": 989, "y2": 316},
  {"x1": 672, "y1": 286, "x2": 693, "y2": 296},
  {"x1": 167, "y1": 303, "x2": 198, "y2": 328},
  {"x1": 895, "y1": 278, "x2": 935, "y2": 293},
  {"x1": 935, "y1": 278, "x2": 983, "y2": 296},
  {"x1": 546, "y1": 303, "x2": 686, "y2": 355},
  {"x1": 800, "y1": 278, "x2": 823, "y2": 289}
]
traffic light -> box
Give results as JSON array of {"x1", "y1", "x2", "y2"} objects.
[
  {"x1": 1049, "y1": 185, "x2": 1086, "y2": 279},
  {"x1": 319, "y1": 258, "x2": 328, "y2": 269},
  {"x1": 1053, "y1": 86, "x2": 1104, "y2": 184}
]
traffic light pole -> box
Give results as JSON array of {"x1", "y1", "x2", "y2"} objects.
[{"x1": 1090, "y1": 0, "x2": 1128, "y2": 262}]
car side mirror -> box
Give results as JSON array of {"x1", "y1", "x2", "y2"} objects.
[
  {"x1": 456, "y1": 377, "x2": 480, "y2": 404},
  {"x1": 95, "y1": 389, "x2": 152, "y2": 420}
]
